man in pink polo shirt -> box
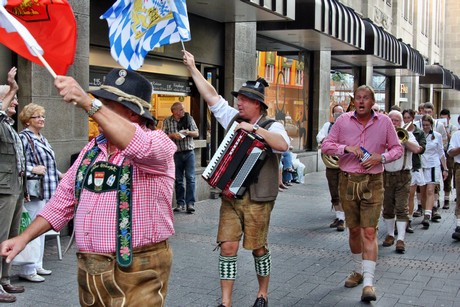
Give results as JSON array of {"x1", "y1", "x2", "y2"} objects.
[{"x1": 322, "y1": 85, "x2": 403, "y2": 302}]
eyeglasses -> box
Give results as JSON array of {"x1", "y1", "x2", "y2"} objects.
[{"x1": 30, "y1": 115, "x2": 45, "y2": 119}]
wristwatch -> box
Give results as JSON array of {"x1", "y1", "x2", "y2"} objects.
[
  {"x1": 381, "y1": 154, "x2": 386, "y2": 164},
  {"x1": 87, "y1": 98, "x2": 103, "y2": 117},
  {"x1": 252, "y1": 124, "x2": 260, "y2": 133}
]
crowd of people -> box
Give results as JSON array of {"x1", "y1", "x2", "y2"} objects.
[
  {"x1": 0, "y1": 58, "x2": 459, "y2": 306},
  {"x1": 321, "y1": 92, "x2": 460, "y2": 303}
]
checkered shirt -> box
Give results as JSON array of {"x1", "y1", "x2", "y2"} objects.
[
  {"x1": 39, "y1": 124, "x2": 177, "y2": 253},
  {"x1": 19, "y1": 129, "x2": 60, "y2": 201}
]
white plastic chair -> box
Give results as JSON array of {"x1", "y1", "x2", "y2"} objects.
[{"x1": 44, "y1": 230, "x2": 62, "y2": 260}]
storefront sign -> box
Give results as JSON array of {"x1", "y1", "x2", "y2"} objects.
[
  {"x1": 151, "y1": 79, "x2": 192, "y2": 95},
  {"x1": 89, "y1": 69, "x2": 192, "y2": 95}
]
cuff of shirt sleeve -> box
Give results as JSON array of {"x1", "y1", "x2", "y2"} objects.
[{"x1": 338, "y1": 145, "x2": 347, "y2": 155}]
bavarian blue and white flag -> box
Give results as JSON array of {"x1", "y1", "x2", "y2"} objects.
[{"x1": 101, "y1": 0, "x2": 191, "y2": 70}]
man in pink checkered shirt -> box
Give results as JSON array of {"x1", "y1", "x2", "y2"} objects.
[{"x1": 0, "y1": 69, "x2": 177, "y2": 306}]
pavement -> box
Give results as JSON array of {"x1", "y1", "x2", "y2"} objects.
[{"x1": 6, "y1": 171, "x2": 460, "y2": 306}]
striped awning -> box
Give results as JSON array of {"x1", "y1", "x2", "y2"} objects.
[
  {"x1": 419, "y1": 64, "x2": 454, "y2": 89},
  {"x1": 453, "y1": 74, "x2": 460, "y2": 91},
  {"x1": 332, "y1": 19, "x2": 402, "y2": 67},
  {"x1": 256, "y1": 0, "x2": 365, "y2": 52},
  {"x1": 399, "y1": 43, "x2": 425, "y2": 76}
]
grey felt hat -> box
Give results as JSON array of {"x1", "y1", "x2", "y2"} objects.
[
  {"x1": 90, "y1": 68, "x2": 155, "y2": 123},
  {"x1": 231, "y1": 77, "x2": 269, "y2": 109}
]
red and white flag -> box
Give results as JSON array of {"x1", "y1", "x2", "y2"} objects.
[{"x1": 0, "y1": 0, "x2": 77, "y2": 75}]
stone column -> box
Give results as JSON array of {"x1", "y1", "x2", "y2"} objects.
[
  {"x1": 224, "y1": 22, "x2": 257, "y2": 105},
  {"x1": 312, "y1": 50, "x2": 331, "y2": 149},
  {"x1": 312, "y1": 51, "x2": 331, "y2": 171},
  {"x1": 17, "y1": 0, "x2": 90, "y2": 172}
]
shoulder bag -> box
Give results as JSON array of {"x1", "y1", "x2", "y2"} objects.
[{"x1": 23, "y1": 133, "x2": 44, "y2": 200}]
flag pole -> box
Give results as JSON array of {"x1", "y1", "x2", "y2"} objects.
[
  {"x1": 31, "y1": 46, "x2": 57, "y2": 78},
  {"x1": 181, "y1": 40, "x2": 186, "y2": 52}
]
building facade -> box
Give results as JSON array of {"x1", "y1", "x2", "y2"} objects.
[{"x1": 0, "y1": 0, "x2": 457, "y2": 201}]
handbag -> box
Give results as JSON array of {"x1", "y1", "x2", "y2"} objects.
[
  {"x1": 27, "y1": 178, "x2": 43, "y2": 200},
  {"x1": 23, "y1": 133, "x2": 44, "y2": 200},
  {"x1": 12, "y1": 208, "x2": 41, "y2": 266}
]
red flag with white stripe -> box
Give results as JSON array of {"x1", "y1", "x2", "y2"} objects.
[{"x1": 0, "y1": 0, "x2": 76, "y2": 75}]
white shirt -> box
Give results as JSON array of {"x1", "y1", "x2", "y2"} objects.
[
  {"x1": 421, "y1": 131, "x2": 445, "y2": 168},
  {"x1": 448, "y1": 130, "x2": 460, "y2": 163},
  {"x1": 316, "y1": 122, "x2": 333, "y2": 144},
  {"x1": 415, "y1": 119, "x2": 447, "y2": 149},
  {"x1": 384, "y1": 131, "x2": 418, "y2": 172},
  {"x1": 208, "y1": 96, "x2": 290, "y2": 151}
]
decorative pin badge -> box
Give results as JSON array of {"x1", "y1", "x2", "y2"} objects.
[
  {"x1": 115, "y1": 70, "x2": 127, "y2": 85},
  {"x1": 94, "y1": 172, "x2": 105, "y2": 192},
  {"x1": 107, "y1": 174, "x2": 116, "y2": 187}
]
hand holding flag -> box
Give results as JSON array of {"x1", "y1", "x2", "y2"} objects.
[{"x1": 101, "y1": 0, "x2": 192, "y2": 70}]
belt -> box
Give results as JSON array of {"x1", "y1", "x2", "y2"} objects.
[
  {"x1": 77, "y1": 240, "x2": 169, "y2": 273},
  {"x1": 385, "y1": 169, "x2": 411, "y2": 175},
  {"x1": 342, "y1": 172, "x2": 382, "y2": 178},
  {"x1": 175, "y1": 149, "x2": 193, "y2": 154}
]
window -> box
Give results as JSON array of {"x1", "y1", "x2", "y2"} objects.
[
  {"x1": 295, "y1": 69, "x2": 303, "y2": 86},
  {"x1": 434, "y1": 0, "x2": 441, "y2": 46},
  {"x1": 265, "y1": 64, "x2": 274, "y2": 83},
  {"x1": 421, "y1": 0, "x2": 429, "y2": 37},
  {"x1": 282, "y1": 67, "x2": 291, "y2": 84},
  {"x1": 402, "y1": 0, "x2": 413, "y2": 24}
]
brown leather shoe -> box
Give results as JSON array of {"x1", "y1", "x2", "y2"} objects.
[
  {"x1": 344, "y1": 271, "x2": 363, "y2": 288},
  {"x1": 406, "y1": 221, "x2": 414, "y2": 233},
  {"x1": 336, "y1": 220, "x2": 345, "y2": 232},
  {"x1": 1, "y1": 284, "x2": 24, "y2": 293},
  {"x1": 442, "y1": 200, "x2": 450, "y2": 209},
  {"x1": 330, "y1": 218, "x2": 339, "y2": 228},
  {"x1": 361, "y1": 286, "x2": 377, "y2": 302},
  {"x1": 0, "y1": 290, "x2": 16, "y2": 303},
  {"x1": 395, "y1": 240, "x2": 406, "y2": 253},
  {"x1": 382, "y1": 235, "x2": 395, "y2": 247}
]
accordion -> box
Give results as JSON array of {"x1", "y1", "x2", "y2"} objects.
[{"x1": 202, "y1": 122, "x2": 269, "y2": 198}]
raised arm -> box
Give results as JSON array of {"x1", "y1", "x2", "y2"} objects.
[
  {"x1": 54, "y1": 75, "x2": 136, "y2": 150},
  {"x1": 1, "y1": 67, "x2": 18, "y2": 111},
  {"x1": 182, "y1": 50, "x2": 221, "y2": 107}
]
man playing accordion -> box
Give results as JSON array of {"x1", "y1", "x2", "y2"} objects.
[{"x1": 183, "y1": 51, "x2": 289, "y2": 307}]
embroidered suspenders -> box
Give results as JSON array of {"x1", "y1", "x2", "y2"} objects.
[
  {"x1": 116, "y1": 160, "x2": 133, "y2": 267},
  {"x1": 73, "y1": 143, "x2": 133, "y2": 267}
]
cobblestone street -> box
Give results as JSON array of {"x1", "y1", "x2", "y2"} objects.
[{"x1": 7, "y1": 171, "x2": 460, "y2": 306}]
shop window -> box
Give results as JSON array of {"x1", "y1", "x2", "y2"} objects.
[
  {"x1": 265, "y1": 64, "x2": 275, "y2": 82},
  {"x1": 257, "y1": 51, "x2": 308, "y2": 152},
  {"x1": 330, "y1": 71, "x2": 354, "y2": 116},
  {"x1": 372, "y1": 74, "x2": 387, "y2": 112},
  {"x1": 295, "y1": 69, "x2": 303, "y2": 86},
  {"x1": 282, "y1": 67, "x2": 291, "y2": 84}
]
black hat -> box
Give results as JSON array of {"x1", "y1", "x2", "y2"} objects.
[
  {"x1": 231, "y1": 77, "x2": 269, "y2": 109},
  {"x1": 90, "y1": 69, "x2": 155, "y2": 123}
]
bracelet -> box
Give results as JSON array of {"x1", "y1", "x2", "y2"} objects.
[{"x1": 443, "y1": 169, "x2": 448, "y2": 172}]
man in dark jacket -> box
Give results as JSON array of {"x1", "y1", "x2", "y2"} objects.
[{"x1": 0, "y1": 67, "x2": 27, "y2": 303}]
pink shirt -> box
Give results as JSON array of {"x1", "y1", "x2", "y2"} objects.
[
  {"x1": 321, "y1": 111, "x2": 403, "y2": 174},
  {"x1": 40, "y1": 124, "x2": 177, "y2": 253}
]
